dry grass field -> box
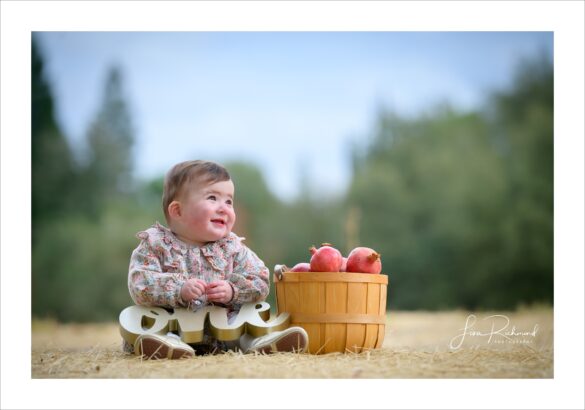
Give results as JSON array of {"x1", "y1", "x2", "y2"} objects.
[{"x1": 31, "y1": 307, "x2": 553, "y2": 378}]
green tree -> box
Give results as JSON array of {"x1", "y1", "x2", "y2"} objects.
[
  {"x1": 32, "y1": 36, "x2": 79, "y2": 318},
  {"x1": 347, "y1": 54, "x2": 553, "y2": 311},
  {"x1": 32, "y1": 57, "x2": 143, "y2": 321},
  {"x1": 31, "y1": 36, "x2": 76, "y2": 230},
  {"x1": 80, "y1": 66, "x2": 135, "y2": 217},
  {"x1": 483, "y1": 53, "x2": 554, "y2": 307},
  {"x1": 348, "y1": 105, "x2": 506, "y2": 310}
]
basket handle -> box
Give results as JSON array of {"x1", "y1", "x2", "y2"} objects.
[{"x1": 273, "y1": 264, "x2": 288, "y2": 281}]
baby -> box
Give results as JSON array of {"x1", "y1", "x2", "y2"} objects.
[{"x1": 127, "y1": 160, "x2": 308, "y2": 359}]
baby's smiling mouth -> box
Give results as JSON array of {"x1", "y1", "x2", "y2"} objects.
[{"x1": 211, "y1": 219, "x2": 226, "y2": 226}]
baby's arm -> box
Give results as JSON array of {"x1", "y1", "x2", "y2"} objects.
[
  {"x1": 128, "y1": 240, "x2": 186, "y2": 308},
  {"x1": 227, "y1": 246, "x2": 270, "y2": 305}
]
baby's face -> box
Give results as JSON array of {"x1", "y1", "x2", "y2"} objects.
[{"x1": 174, "y1": 180, "x2": 236, "y2": 245}]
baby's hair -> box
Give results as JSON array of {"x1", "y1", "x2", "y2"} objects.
[{"x1": 162, "y1": 160, "x2": 231, "y2": 222}]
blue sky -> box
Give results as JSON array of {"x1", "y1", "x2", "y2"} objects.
[{"x1": 36, "y1": 31, "x2": 553, "y2": 201}]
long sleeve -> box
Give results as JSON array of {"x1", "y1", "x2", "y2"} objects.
[
  {"x1": 128, "y1": 239, "x2": 186, "y2": 308},
  {"x1": 227, "y1": 245, "x2": 270, "y2": 305}
]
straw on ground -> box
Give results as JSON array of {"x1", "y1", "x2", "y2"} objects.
[{"x1": 32, "y1": 308, "x2": 553, "y2": 378}]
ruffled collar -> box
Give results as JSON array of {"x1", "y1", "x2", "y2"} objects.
[{"x1": 152, "y1": 221, "x2": 243, "y2": 257}]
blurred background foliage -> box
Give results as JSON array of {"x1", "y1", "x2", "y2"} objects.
[{"x1": 31, "y1": 38, "x2": 553, "y2": 322}]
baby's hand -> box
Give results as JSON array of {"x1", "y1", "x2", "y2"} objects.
[
  {"x1": 180, "y1": 278, "x2": 207, "y2": 303},
  {"x1": 206, "y1": 280, "x2": 234, "y2": 304}
]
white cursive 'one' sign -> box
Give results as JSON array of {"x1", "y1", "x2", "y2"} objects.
[{"x1": 119, "y1": 302, "x2": 291, "y2": 346}]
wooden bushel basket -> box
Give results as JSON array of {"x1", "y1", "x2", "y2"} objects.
[{"x1": 273, "y1": 271, "x2": 388, "y2": 354}]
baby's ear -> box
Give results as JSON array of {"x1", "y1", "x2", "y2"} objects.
[{"x1": 168, "y1": 200, "x2": 182, "y2": 218}]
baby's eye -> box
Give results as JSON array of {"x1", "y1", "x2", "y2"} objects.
[
  {"x1": 226, "y1": 199, "x2": 233, "y2": 206},
  {"x1": 207, "y1": 195, "x2": 217, "y2": 201}
]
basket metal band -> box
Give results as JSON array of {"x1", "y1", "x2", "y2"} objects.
[{"x1": 291, "y1": 313, "x2": 386, "y2": 325}]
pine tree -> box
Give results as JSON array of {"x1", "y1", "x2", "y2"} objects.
[
  {"x1": 81, "y1": 66, "x2": 135, "y2": 216},
  {"x1": 31, "y1": 36, "x2": 76, "y2": 230}
]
